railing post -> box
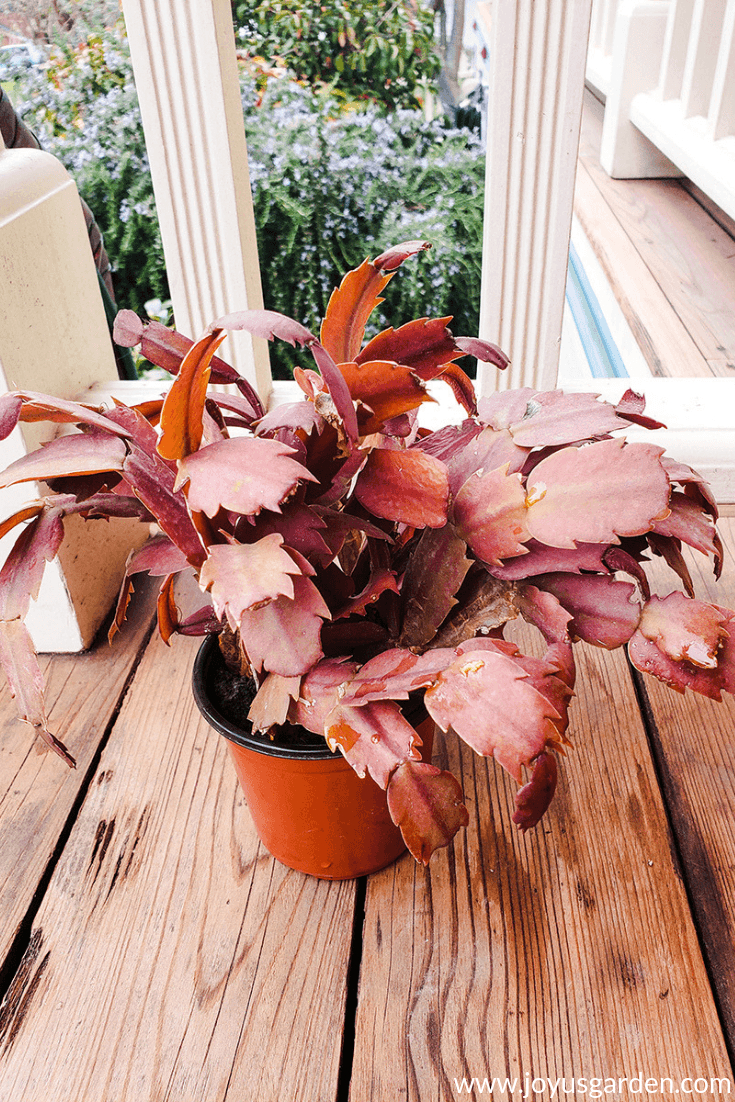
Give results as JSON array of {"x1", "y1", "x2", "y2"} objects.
[
  {"x1": 121, "y1": 0, "x2": 272, "y2": 402},
  {"x1": 477, "y1": 0, "x2": 594, "y2": 394}
]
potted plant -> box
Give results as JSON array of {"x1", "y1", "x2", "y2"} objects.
[{"x1": 0, "y1": 240, "x2": 733, "y2": 878}]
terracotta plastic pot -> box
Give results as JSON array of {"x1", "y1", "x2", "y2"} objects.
[{"x1": 192, "y1": 636, "x2": 433, "y2": 880}]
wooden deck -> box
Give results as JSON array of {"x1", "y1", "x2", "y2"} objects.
[{"x1": 0, "y1": 514, "x2": 733, "y2": 1100}]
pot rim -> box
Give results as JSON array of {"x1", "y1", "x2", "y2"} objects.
[{"x1": 192, "y1": 635, "x2": 338, "y2": 760}]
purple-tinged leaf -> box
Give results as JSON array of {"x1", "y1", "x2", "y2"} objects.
[
  {"x1": 453, "y1": 464, "x2": 529, "y2": 566},
  {"x1": 647, "y1": 532, "x2": 695, "y2": 597},
  {"x1": 507, "y1": 389, "x2": 631, "y2": 448},
  {"x1": 210, "y1": 392, "x2": 261, "y2": 427},
  {"x1": 199, "y1": 535, "x2": 302, "y2": 629},
  {"x1": 425, "y1": 647, "x2": 562, "y2": 782},
  {"x1": 289, "y1": 657, "x2": 360, "y2": 732},
  {"x1": 0, "y1": 619, "x2": 75, "y2": 766},
  {"x1": 629, "y1": 603, "x2": 735, "y2": 700},
  {"x1": 526, "y1": 438, "x2": 670, "y2": 549},
  {"x1": 399, "y1": 526, "x2": 472, "y2": 647},
  {"x1": 354, "y1": 446, "x2": 449, "y2": 529},
  {"x1": 356, "y1": 316, "x2": 456, "y2": 373},
  {"x1": 325, "y1": 699, "x2": 421, "y2": 788},
  {"x1": 123, "y1": 444, "x2": 205, "y2": 567},
  {"x1": 637, "y1": 592, "x2": 729, "y2": 669},
  {"x1": 453, "y1": 337, "x2": 509, "y2": 370},
  {"x1": 212, "y1": 308, "x2": 317, "y2": 348},
  {"x1": 602, "y1": 546, "x2": 651, "y2": 600},
  {"x1": 412, "y1": 419, "x2": 482, "y2": 462},
  {"x1": 0, "y1": 510, "x2": 64, "y2": 621},
  {"x1": 514, "y1": 584, "x2": 572, "y2": 644},
  {"x1": 339, "y1": 647, "x2": 456, "y2": 706},
  {"x1": 311, "y1": 505, "x2": 393, "y2": 543},
  {"x1": 308, "y1": 341, "x2": 359, "y2": 441},
  {"x1": 248, "y1": 672, "x2": 302, "y2": 733},
  {"x1": 477, "y1": 388, "x2": 538, "y2": 430},
  {"x1": 662, "y1": 456, "x2": 718, "y2": 520},
  {"x1": 333, "y1": 569, "x2": 399, "y2": 620},
  {"x1": 387, "y1": 760, "x2": 469, "y2": 863},
  {"x1": 254, "y1": 401, "x2": 323, "y2": 438},
  {"x1": 175, "y1": 436, "x2": 316, "y2": 519},
  {"x1": 429, "y1": 362, "x2": 478, "y2": 416},
  {"x1": 651, "y1": 491, "x2": 721, "y2": 563},
  {"x1": 512, "y1": 751, "x2": 558, "y2": 831},
  {"x1": 176, "y1": 606, "x2": 221, "y2": 636},
  {"x1": 239, "y1": 574, "x2": 330, "y2": 676},
  {"x1": 12, "y1": 391, "x2": 132, "y2": 437},
  {"x1": 126, "y1": 535, "x2": 190, "y2": 578},
  {"x1": 615, "y1": 388, "x2": 666, "y2": 430},
  {"x1": 446, "y1": 426, "x2": 528, "y2": 496},
  {"x1": 0, "y1": 394, "x2": 22, "y2": 441},
  {"x1": 372, "y1": 240, "x2": 432, "y2": 271},
  {"x1": 313, "y1": 448, "x2": 368, "y2": 508},
  {"x1": 533, "y1": 572, "x2": 641, "y2": 648},
  {"x1": 339, "y1": 359, "x2": 431, "y2": 435},
  {"x1": 432, "y1": 571, "x2": 518, "y2": 648},
  {"x1": 490, "y1": 538, "x2": 609, "y2": 581},
  {"x1": 156, "y1": 574, "x2": 179, "y2": 644},
  {"x1": 244, "y1": 503, "x2": 332, "y2": 559},
  {"x1": 0, "y1": 433, "x2": 127, "y2": 489},
  {"x1": 112, "y1": 308, "x2": 143, "y2": 346}
]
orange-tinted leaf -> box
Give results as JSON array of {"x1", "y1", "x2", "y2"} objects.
[
  {"x1": 637, "y1": 592, "x2": 728, "y2": 669},
  {"x1": 0, "y1": 619, "x2": 75, "y2": 766},
  {"x1": 320, "y1": 259, "x2": 393, "y2": 364},
  {"x1": 108, "y1": 575, "x2": 134, "y2": 644},
  {"x1": 356, "y1": 317, "x2": 456, "y2": 373},
  {"x1": 156, "y1": 574, "x2": 179, "y2": 645},
  {"x1": 354, "y1": 446, "x2": 449, "y2": 528},
  {"x1": 339, "y1": 359, "x2": 431, "y2": 433},
  {"x1": 325, "y1": 699, "x2": 421, "y2": 788},
  {"x1": 0, "y1": 433, "x2": 127, "y2": 489},
  {"x1": 387, "y1": 760, "x2": 469, "y2": 864},
  {"x1": 453, "y1": 464, "x2": 529, "y2": 566},
  {"x1": 429, "y1": 361, "x2": 477, "y2": 415},
  {"x1": 157, "y1": 330, "x2": 227, "y2": 461}
]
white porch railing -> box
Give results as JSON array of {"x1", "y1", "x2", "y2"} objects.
[{"x1": 592, "y1": 0, "x2": 735, "y2": 221}]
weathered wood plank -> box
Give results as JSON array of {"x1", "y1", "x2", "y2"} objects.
[
  {"x1": 635, "y1": 516, "x2": 735, "y2": 1045},
  {"x1": 0, "y1": 633, "x2": 356, "y2": 1102},
  {"x1": 351, "y1": 636, "x2": 732, "y2": 1099},
  {"x1": 0, "y1": 578, "x2": 156, "y2": 967}
]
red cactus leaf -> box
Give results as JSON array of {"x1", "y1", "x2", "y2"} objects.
[
  {"x1": 122, "y1": 444, "x2": 205, "y2": 566},
  {"x1": 238, "y1": 574, "x2": 330, "y2": 676},
  {"x1": 199, "y1": 536, "x2": 302, "y2": 628},
  {"x1": 662, "y1": 456, "x2": 718, "y2": 520},
  {"x1": 356, "y1": 317, "x2": 456, "y2": 373},
  {"x1": 255, "y1": 401, "x2": 323, "y2": 438},
  {"x1": 399, "y1": 526, "x2": 473, "y2": 647},
  {"x1": 387, "y1": 760, "x2": 469, "y2": 864},
  {"x1": 424, "y1": 648, "x2": 562, "y2": 782},
  {"x1": 175, "y1": 436, "x2": 316, "y2": 519},
  {"x1": 112, "y1": 308, "x2": 143, "y2": 346},
  {"x1": 0, "y1": 619, "x2": 75, "y2": 766},
  {"x1": 0, "y1": 433, "x2": 127, "y2": 489},
  {"x1": 512, "y1": 751, "x2": 558, "y2": 831},
  {"x1": 289, "y1": 657, "x2": 360, "y2": 732},
  {"x1": 514, "y1": 584, "x2": 573, "y2": 644},
  {"x1": 651, "y1": 491, "x2": 720, "y2": 560},
  {"x1": 0, "y1": 509, "x2": 64, "y2": 621},
  {"x1": 371, "y1": 240, "x2": 431, "y2": 271},
  {"x1": 176, "y1": 607, "x2": 221, "y2": 636},
  {"x1": 325, "y1": 699, "x2": 421, "y2": 788},
  {"x1": 430, "y1": 361, "x2": 478, "y2": 416},
  {"x1": 647, "y1": 532, "x2": 695, "y2": 597},
  {"x1": 0, "y1": 502, "x2": 45, "y2": 542},
  {"x1": 339, "y1": 647, "x2": 456, "y2": 706},
  {"x1": 320, "y1": 259, "x2": 393, "y2": 364},
  {"x1": 490, "y1": 538, "x2": 608, "y2": 581},
  {"x1": 245, "y1": 503, "x2": 331, "y2": 559},
  {"x1": 334, "y1": 569, "x2": 399, "y2": 620},
  {"x1": 126, "y1": 535, "x2": 190, "y2": 578},
  {"x1": 339, "y1": 359, "x2": 431, "y2": 433},
  {"x1": 248, "y1": 672, "x2": 302, "y2": 733},
  {"x1": 212, "y1": 308, "x2": 316, "y2": 348},
  {"x1": 477, "y1": 387, "x2": 538, "y2": 430},
  {"x1": 307, "y1": 341, "x2": 359, "y2": 441},
  {"x1": 156, "y1": 574, "x2": 179, "y2": 645},
  {"x1": 637, "y1": 592, "x2": 729, "y2": 669},
  {"x1": 629, "y1": 605, "x2": 735, "y2": 701},
  {"x1": 615, "y1": 388, "x2": 666, "y2": 430},
  {"x1": 446, "y1": 426, "x2": 528, "y2": 496},
  {"x1": 453, "y1": 337, "x2": 510, "y2": 370},
  {"x1": 157, "y1": 330, "x2": 228, "y2": 461},
  {"x1": 354, "y1": 446, "x2": 449, "y2": 528},
  {"x1": 12, "y1": 391, "x2": 132, "y2": 437},
  {"x1": 602, "y1": 546, "x2": 651, "y2": 600},
  {"x1": 507, "y1": 389, "x2": 631, "y2": 447},
  {"x1": 108, "y1": 575, "x2": 134, "y2": 644},
  {"x1": 526, "y1": 438, "x2": 670, "y2": 549},
  {"x1": 534, "y1": 572, "x2": 641, "y2": 648},
  {"x1": 0, "y1": 393, "x2": 22, "y2": 440},
  {"x1": 412, "y1": 418, "x2": 483, "y2": 463},
  {"x1": 453, "y1": 464, "x2": 530, "y2": 566}
]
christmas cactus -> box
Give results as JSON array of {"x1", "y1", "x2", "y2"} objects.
[{"x1": 0, "y1": 241, "x2": 733, "y2": 863}]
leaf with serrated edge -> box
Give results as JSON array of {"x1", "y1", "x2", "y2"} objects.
[
  {"x1": 157, "y1": 330, "x2": 227, "y2": 461},
  {"x1": 289, "y1": 657, "x2": 360, "y2": 732},
  {"x1": 248, "y1": 672, "x2": 302, "y2": 732},
  {"x1": 0, "y1": 510, "x2": 64, "y2": 621},
  {"x1": 629, "y1": 604, "x2": 735, "y2": 700},
  {"x1": 354, "y1": 446, "x2": 448, "y2": 528},
  {"x1": 239, "y1": 574, "x2": 330, "y2": 676},
  {"x1": 637, "y1": 592, "x2": 729, "y2": 669},
  {"x1": 199, "y1": 536, "x2": 302, "y2": 629},
  {"x1": 508, "y1": 389, "x2": 630, "y2": 447},
  {"x1": 533, "y1": 572, "x2": 641, "y2": 648},
  {"x1": 400, "y1": 526, "x2": 472, "y2": 647},
  {"x1": 526, "y1": 438, "x2": 670, "y2": 549},
  {"x1": 425, "y1": 648, "x2": 561, "y2": 782},
  {"x1": 320, "y1": 259, "x2": 393, "y2": 364},
  {"x1": 0, "y1": 433, "x2": 127, "y2": 489},
  {"x1": 339, "y1": 359, "x2": 431, "y2": 434},
  {"x1": 126, "y1": 535, "x2": 190, "y2": 578},
  {"x1": 453, "y1": 464, "x2": 529, "y2": 566},
  {"x1": 176, "y1": 436, "x2": 316, "y2": 518},
  {"x1": 325, "y1": 699, "x2": 421, "y2": 788},
  {"x1": 0, "y1": 620, "x2": 75, "y2": 766},
  {"x1": 512, "y1": 751, "x2": 558, "y2": 831},
  {"x1": 339, "y1": 647, "x2": 456, "y2": 706},
  {"x1": 651, "y1": 491, "x2": 720, "y2": 559},
  {"x1": 387, "y1": 761, "x2": 469, "y2": 863}
]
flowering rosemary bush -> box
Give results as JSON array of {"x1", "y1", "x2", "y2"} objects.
[
  {"x1": 14, "y1": 19, "x2": 484, "y2": 370},
  {"x1": 1, "y1": 243, "x2": 733, "y2": 864}
]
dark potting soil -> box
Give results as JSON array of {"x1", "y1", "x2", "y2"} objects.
[{"x1": 206, "y1": 645, "x2": 332, "y2": 753}]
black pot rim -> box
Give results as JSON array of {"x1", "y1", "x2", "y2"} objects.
[{"x1": 192, "y1": 634, "x2": 337, "y2": 760}]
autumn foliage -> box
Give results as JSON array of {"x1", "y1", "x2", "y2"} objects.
[{"x1": 0, "y1": 241, "x2": 733, "y2": 863}]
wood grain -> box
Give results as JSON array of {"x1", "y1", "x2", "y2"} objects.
[
  {"x1": 634, "y1": 516, "x2": 735, "y2": 1045},
  {"x1": 350, "y1": 637, "x2": 732, "y2": 1099},
  {"x1": 0, "y1": 633, "x2": 356, "y2": 1102},
  {"x1": 0, "y1": 578, "x2": 156, "y2": 966}
]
